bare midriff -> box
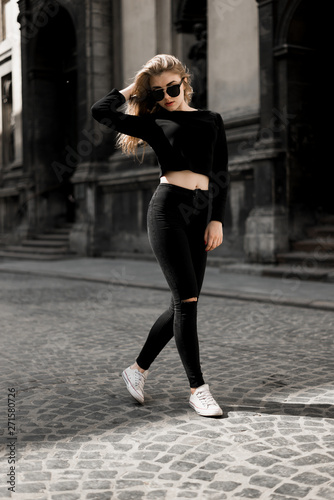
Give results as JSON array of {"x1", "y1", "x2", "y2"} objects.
[{"x1": 160, "y1": 170, "x2": 209, "y2": 191}]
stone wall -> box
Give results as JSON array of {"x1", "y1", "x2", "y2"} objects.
[{"x1": 208, "y1": 0, "x2": 259, "y2": 120}]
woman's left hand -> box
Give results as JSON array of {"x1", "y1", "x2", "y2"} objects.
[{"x1": 204, "y1": 221, "x2": 223, "y2": 252}]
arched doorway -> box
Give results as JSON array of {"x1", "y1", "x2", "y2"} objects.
[
  {"x1": 31, "y1": 3, "x2": 77, "y2": 227},
  {"x1": 277, "y1": 0, "x2": 331, "y2": 221}
]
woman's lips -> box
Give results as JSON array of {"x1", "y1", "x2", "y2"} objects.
[{"x1": 165, "y1": 101, "x2": 174, "y2": 107}]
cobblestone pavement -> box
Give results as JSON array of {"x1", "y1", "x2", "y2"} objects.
[{"x1": 0, "y1": 271, "x2": 334, "y2": 500}]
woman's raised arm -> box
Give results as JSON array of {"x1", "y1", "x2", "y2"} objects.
[{"x1": 91, "y1": 84, "x2": 154, "y2": 141}]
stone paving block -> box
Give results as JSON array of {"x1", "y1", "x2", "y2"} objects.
[
  {"x1": 117, "y1": 491, "x2": 145, "y2": 500},
  {"x1": 208, "y1": 481, "x2": 241, "y2": 491},
  {"x1": 188, "y1": 470, "x2": 216, "y2": 481},
  {"x1": 316, "y1": 486, "x2": 334, "y2": 500},
  {"x1": 266, "y1": 496, "x2": 296, "y2": 500},
  {"x1": 167, "y1": 444, "x2": 192, "y2": 454},
  {"x1": 137, "y1": 461, "x2": 162, "y2": 472},
  {"x1": 18, "y1": 460, "x2": 44, "y2": 471},
  {"x1": 49, "y1": 481, "x2": 79, "y2": 492},
  {"x1": 317, "y1": 464, "x2": 334, "y2": 475},
  {"x1": 169, "y1": 461, "x2": 197, "y2": 472},
  {"x1": 265, "y1": 464, "x2": 298, "y2": 477},
  {"x1": 52, "y1": 450, "x2": 77, "y2": 459},
  {"x1": 195, "y1": 443, "x2": 226, "y2": 454},
  {"x1": 292, "y1": 453, "x2": 333, "y2": 466},
  {"x1": 122, "y1": 472, "x2": 155, "y2": 480},
  {"x1": 115, "y1": 480, "x2": 145, "y2": 490},
  {"x1": 182, "y1": 451, "x2": 210, "y2": 462},
  {"x1": 158, "y1": 473, "x2": 182, "y2": 481},
  {"x1": 269, "y1": 447, "x2": 302, "y2": 459},
  {"x1": 265, "y1": 437, "x2": 291, "y2": 447},
  {"x1": 249, "y1": 474, "x2": 281, "y2": 488},
  {"x1": 51, "y1": 494, "x2": 81, "y2": 500},
  {"x1": 296, "y1": 442, "x2": 319, "y2": 452},
  {"x1": 82, "y1": 480, "x2": 112, "y2": 489},
  {"x1": 87, "y1": 470, "x2": 118, "y2": 479},
  {"x1": 17, "y1": 482, "x2": 47, "y2": 493},
  {"x1": 85, "y1": 492, "x2": 113, "y2": 500},
  {"x1": 291, "y1": 471, "x2": 330, "y2": 485},
  {"x1": 21, "y1": 471, "x2": 52, "y2": 482},
  {"x1": 146, "y1": 491, "x2": 167, "y2": 499},
  {"x1": 78, "y1": 451, "x2": 103, "y2": 459},
  {"x1": 56, "y1": 472, "x2": 84, "y2": 482},
  {"x1": 200, "y1": 461, "x2": 228, "y2": 471},
  {"x1": 234, "y1": 488, "x2": 262, "y2": 498},
  {"x1": 176, "y1": 492, "x2": 198, "y2": 498},
  {"x1": 274, "y1": 483, "x2": 311, "y2": 497},
  {"x1": 226, "y1": 465, "x2": 258, "y2": 477},
  {"x1": 155, "y1": 454, "x2": 175, "y2": 464},
  {"x1": 247, "y1": 456, "x2": 280, "y2": 467}
]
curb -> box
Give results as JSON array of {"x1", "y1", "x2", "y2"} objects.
[
  {"x1": 102, "y1": 253, "x2": 334, "y2": 282},
  {"x1": 1, "y1": 267, "x2": 333, "y2": 312}
]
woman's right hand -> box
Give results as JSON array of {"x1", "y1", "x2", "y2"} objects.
[{"x1": 120, "y1": 83, "x2": 136, "y2": 102}]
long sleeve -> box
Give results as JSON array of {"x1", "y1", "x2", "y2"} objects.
[
  {"x1": 209, "y1": 113, "x2": 229, "y2": 224},
  {"x1": 91, "y1": 88, "x2": 155, "y2": 142}
]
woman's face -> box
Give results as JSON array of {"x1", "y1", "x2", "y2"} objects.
[{"x1": 149, "y1": 71, "x2": 187, "y2": 111}]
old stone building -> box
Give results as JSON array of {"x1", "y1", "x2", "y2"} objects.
[
  {"x1": 0, "y1": 0, "x2": 23, "y2": 245},
  {"x1": 0, "y1": 0, "x2": 331, "y2": 264}
]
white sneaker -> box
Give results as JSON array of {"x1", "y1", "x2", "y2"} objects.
[
  {"x1": 189, "y1": 384, "x2": 223, "y2": 417},
  {"x1": 122, "y1": 366, "x2": 148, "y2": 404}
]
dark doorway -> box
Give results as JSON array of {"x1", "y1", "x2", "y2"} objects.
[
  {"x1": 31, "y1": 4, "x2": 77, "y2": 225},
  {"x1": 284, "y1": 0, "x2": 332, "y2": 215}
]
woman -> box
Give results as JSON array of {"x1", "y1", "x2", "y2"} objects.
[{"x1": 91, "y1": 54, "x2": 228, "y2": 417}]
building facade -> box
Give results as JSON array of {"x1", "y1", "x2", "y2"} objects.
[
  {"x1": 0, "y1": 0, "x2": 23, "y2": 245},
  {"x1": 1, "y1": 0, "x2": 330, "y2": 262}
]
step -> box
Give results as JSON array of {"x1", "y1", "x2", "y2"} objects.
[
  {"x1": 277, "y1": 251, "x2": 334, "y2": 267},
  {"x1": 34, "y1": 234, "x2": 70, "y2": 241},
  {"x1": 0, "y1": 223, "x2": 75, "y2": 261},
  {"x1": 21, "y1": 239, "x2": 69, "y2": 248},
  {"x1": 293, "y1": 238, "x2": 334, "y2": 252},
  {"x1": 307, "y1": 226, "x2": 334, "y2": 238},
  {"x1": 0, "y1": 250, "x2": 73, "y2": 260},
  {"x1": 5, "y1": 245, "x2": 70, "y2": 254}
]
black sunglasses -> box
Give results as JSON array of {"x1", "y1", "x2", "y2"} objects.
[{"x1": 150, "y1": 77, "x2": 185, "y2": 102}]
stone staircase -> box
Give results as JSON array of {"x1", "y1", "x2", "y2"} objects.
[
  {"x1": 0, "y1": 223, "x2": 76, "y2": 261},
  {"x1": 277, "y1": 215, "x2": 334, "y2": 268}
]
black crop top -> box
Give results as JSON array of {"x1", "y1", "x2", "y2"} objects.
[{"x1": 91, "y1": 89, "x2": 229, "y2": 223}]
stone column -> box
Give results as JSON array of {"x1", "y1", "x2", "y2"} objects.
[
  {"x1": 16, "y1": 0, "x2": 36, "y2": 239},
  {"x1": 244, "y1": 0, "x2": 289, "y2": 262},
  {"x1": 70, "y1": 0, "x2": 114, "y2": 256}
]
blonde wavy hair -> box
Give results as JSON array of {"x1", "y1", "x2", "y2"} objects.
[{"x1": 116, "y1": 54, "x2": 193, "y2": 160}]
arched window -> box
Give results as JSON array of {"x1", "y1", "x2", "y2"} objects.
[{"x1": 0, "y1": 0, "x2": 10, "y2": 41}]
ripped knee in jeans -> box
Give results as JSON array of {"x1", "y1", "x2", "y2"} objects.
[{"x1": 181, "y1": 297, "x2": 198, "y2": 303}]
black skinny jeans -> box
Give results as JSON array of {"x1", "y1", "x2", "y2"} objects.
[{"x1": 136, "y1": 183, "x2": 210, "y2": 388}]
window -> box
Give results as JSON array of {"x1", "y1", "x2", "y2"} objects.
[
  {"x1": 1, "y1": 0, "x2": 10, "y2": 41},
  {"x1": 1, "y1": 73, "x2": 14, "y2": 165}
]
